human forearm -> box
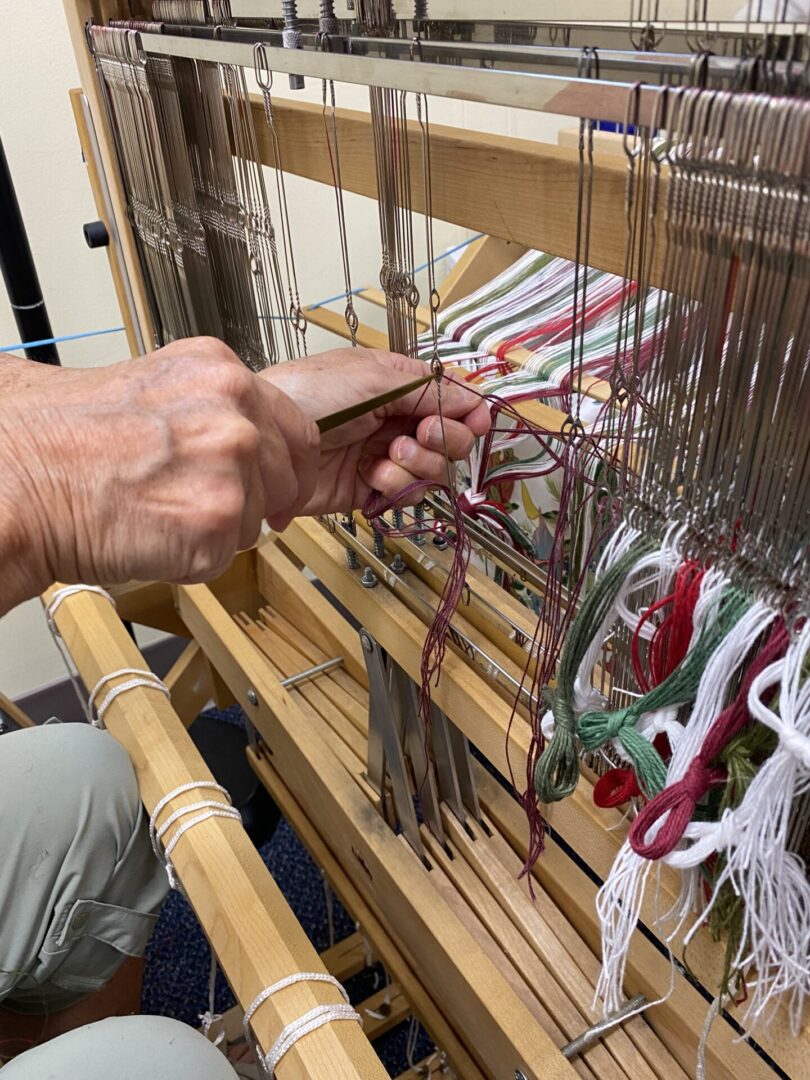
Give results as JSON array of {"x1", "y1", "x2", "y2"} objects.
[{"x1": 0, "y1": 355, "x2": 61, "y2": 614}]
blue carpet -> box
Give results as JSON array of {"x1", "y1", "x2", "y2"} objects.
[{"x1": 141, "y1": 707, "x2": 434, "y2": 1074}]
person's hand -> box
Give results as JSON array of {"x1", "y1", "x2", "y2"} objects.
[
  {"x1": 261, "y1": 347, "x2": 490, "y2": 514},
  {"x1": 0, "y1": 338, "x2": 319, "y2": 602}
]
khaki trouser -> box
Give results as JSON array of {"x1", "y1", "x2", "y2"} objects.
[{"x1": 0, "y1": 722, "x2": 238, "y2": 1078}]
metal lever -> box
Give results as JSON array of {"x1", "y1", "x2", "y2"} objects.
[
  {"x1": 361, "y1": 630, "x2": 426, "y2": 865},
  {"x1": 389, "y1": 661, "x2": 446, "y2": 846}
]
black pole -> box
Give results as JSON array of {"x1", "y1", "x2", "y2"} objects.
[{"x1": 0, "y1": 136, "x2": 60, "y2": 364}]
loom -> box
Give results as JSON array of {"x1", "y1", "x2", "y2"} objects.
[{"x1": 50, "y1": 2, "x2": 810, "y2": 1078}]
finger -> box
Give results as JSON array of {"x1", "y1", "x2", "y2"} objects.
[
  {"x1": 237, "y1": 458, "x2": 265, "y2": 550},
  {"x1": 385, "y1": 369, "x2": 488, "y2": 423},
  {"x1": 389, "y1": 435, "x2": 462, "y2": 486},
  {"x1": 414, "y1": 416, "x2": 478, "y2": 460},
  {"x1": 248, "y1": 379, "x2": 319, "y2": 518},
  {"x1": 361, "y1": 454, "x2": 455, "y2": 503}
]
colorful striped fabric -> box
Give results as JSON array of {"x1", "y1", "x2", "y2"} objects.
[{"x1": 417, "y1": 249, "x2": 660, "y2": 590}]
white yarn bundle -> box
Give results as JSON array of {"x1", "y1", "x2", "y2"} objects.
[{"x1": 594, "y1": 592, "x2": 774, "y2": 1014}]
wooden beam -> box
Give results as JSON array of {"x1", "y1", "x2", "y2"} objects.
[
  {"x1": 250, "y1": 98, "x2": 665, "y2": 286},
  {"x1": 440, "y1": 236, "x2": 526, "y2": 307},
  {"x1": 43, "y1": 582, "x2": 385, "y2": 1080}
]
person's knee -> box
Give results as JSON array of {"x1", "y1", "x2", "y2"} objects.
[
  {"x1": 0, "y1": 723, "x2": 140, "y2": 852},
  {"x1": 1, "y1": 1016, "x2": 239, "y2": 1080}
]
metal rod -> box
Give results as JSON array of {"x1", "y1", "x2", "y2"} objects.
[
  {"x1": 140, "y1": 30, "x2": 672, "y2": 125},
  {"x1": 280, "y1": 655, "x2": 344, "y2": 687},
  {"x1": 0, "y1": 137, "x2": 59, "y2": 364},
  {"x1": 140, "y1": 26, "x2": 795, "y2": 123},
  {"x1": 561, "y1": 995, "x2": 647, "y2": 1059}
]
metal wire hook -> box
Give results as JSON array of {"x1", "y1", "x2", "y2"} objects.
[{"x1": 253, "y1": 41, "x2": 273, "y2": 91}]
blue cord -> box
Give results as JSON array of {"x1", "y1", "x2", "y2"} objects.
[
  {"x1": 1, "y1": 325, "x2": 126, "y2": 354},
  {"x1": 2, "y1": 233, "x2": 485, "y2": 349}
]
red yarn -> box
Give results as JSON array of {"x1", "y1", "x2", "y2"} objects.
[
  {"x1": 594, "y1": 768, "x2": 641, "y2": 807},
  {"x1": 628, "y1": 619, "x2": 789, "y2": 860},
  {"x1": 631, "y1": 562, "x2": 704, "y2": 693}
]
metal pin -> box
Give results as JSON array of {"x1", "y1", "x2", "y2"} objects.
[
  {"x1": 280, "y1": 656, "x2": 343, "y2": 688},
  {"x1": 561, "y1": 995, "x2": 646, "y2": 1059}
]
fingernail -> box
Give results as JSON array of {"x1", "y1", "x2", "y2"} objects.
[{"x1": 396, "y1": 437, "x2": 416, "y2": 463}]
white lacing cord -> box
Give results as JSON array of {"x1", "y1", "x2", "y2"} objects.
[
  {"x1": 44, "y1": 585, "x2": 117, "y2": 723},
  {"x1": 149, "y1": 781, "x2": 242, "y2": 891},
  {"x1": 243, "y1": 972, "x2": 361, "y2": 1078},
  {"x1": 87, "y1": 667, "x2": 171, "y2": 729},
  {"x1": 150, "y1": 781, "x2": 243, "y2": 1048}
]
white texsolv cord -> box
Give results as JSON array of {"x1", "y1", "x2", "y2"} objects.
[
  {"x1": 87, "y1": 666, "x2": 170, "y2": 729},
  {"x1": 43, "y1": 585, "x2": 117, "y2": 723},
  {"x1": 243, "y1": 972, "x2": 361, "y2": 1078},
  {"x1": 150, "y1": 781, "x2": 243, "y2": 1047}
]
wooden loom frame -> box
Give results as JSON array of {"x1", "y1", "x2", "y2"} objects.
[{"x1": 56, "y1": 3, "x2": 807, "y2": 1077}]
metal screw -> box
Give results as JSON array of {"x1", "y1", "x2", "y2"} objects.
[
  {"x1": 412, "y1": 502, "x2": 426, "y2": 545},
  {"x1": 360, "y1": 630, "x2": 373, "y2": 652},
  {"x1": 361, "y1": 566, "x2": 378, "y2": 589},
  {"x1": 319, "y1": 0, "x2": 338, "y2": 33},
  {"x1": 281, "y1": 0, "x2": 305, "y2": 90},
  {"x1": 372, "y1": 528, "x2": 386, "y2": 559},
  {"x1": 515, "y1": 1072, "x2": 527, "y2": 1080},
  {"x1": 247, "y1": 688, "x2": 258, "y2": 706},
  {"x1": 392, "y1": 507, "x2": 404, "y2": 530},
  {"x1": 341, "y1": 514, "x2": 361, "y2": 570},
  {"x1": 433, "y1": 533, "x2": 448, "y2": 550},
  {"x1": 391, "y1": 553, "x2": 406, "y2": 575}
]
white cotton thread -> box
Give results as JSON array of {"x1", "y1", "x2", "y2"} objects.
[
  {"x1": 87, "y1": 667, "x2": 171, "y2": 729},
  {"x1": 199, "y1": 950, "x2": 225, "y2": 1048},
  {"x1": 43, "y1": 585, "x2": 116, "y2": 723},
  {"x1": 594, "y1": 584, "x2": 771, "y2": 1015},
  {"x1": 149, "y1": 781, "x2": 241, "y2": 891},
  {"x1": 243, "y1": 972, "x2": 361, "y2": 1078}
]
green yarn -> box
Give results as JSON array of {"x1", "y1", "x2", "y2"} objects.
[
  {"x1": 534, "y1": 535, "x2": 655, "y2": 804},
  {"x1": 577, "y1": 588, "x2": 750, "y2": 797}
]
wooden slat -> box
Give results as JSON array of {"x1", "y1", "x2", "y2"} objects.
[
  {"x1": 359, "y1": 984, "x2": 410, "y2": 1042},
  {"x1": 164, "y1": 642, "x2": 213, "y2": 729},
  {"x1": 250, "y1": 99, "x2": 666, "y2": 287},
  {"x1": 257, "y1": 538, "x2": 369, "y2": 688},
  {"x1": 0, "y1": 692, "x2": 35, "y2": 730},
  {"x1": 250, "y1": 750, "x2": 486, "y2": 1080},
  {"x1": 321, "y1": 932, "x2": 370, "y2": 985},
  {"x1": 64, "y1": 4, "x2": 155, "y2": 347},
  {"x1": 69, "y1": 88, "x2": 142, "y2": 357},
  {"x1": 358, "y1": 288, "x2": 431, "y2": 331},
  {"x1": 476, "y1": 768, "x2": 789, "y2": 1080},
  {"x1": 441, "y1": 813, "x2": 684, "y2": 1080},
  {"x1": 178, "y1": 580, "x2": 578, "y2": 1080},
  {"x1": 305, "y1": 306, "x2": 390, "y2": 351},
  {"x1": 42, "y1": 582, "x2": 385, "y2": 1080}
]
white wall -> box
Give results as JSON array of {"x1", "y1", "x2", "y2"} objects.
[{"x1": 0, "y1": 2, "x2": 567, "y2": 700}]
